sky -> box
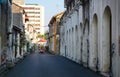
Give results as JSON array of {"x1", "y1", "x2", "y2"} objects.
[{"x1": 25, "y1": 0, "x2": 65, "y2": 26}]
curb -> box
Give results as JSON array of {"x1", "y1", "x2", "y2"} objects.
[{"x1": 0, "y1": 63, "x2": 9, "y2": 77}]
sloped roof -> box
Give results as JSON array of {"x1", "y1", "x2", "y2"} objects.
[{"x1": 48, "y1": 11, "x2": 65, "y2": 26}]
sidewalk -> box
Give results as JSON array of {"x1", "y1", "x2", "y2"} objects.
[
  {"x1": 0, "y1": 52, "x2": 29, "y2": 77},
  {"x1": 0, "y1": 63, "x2": 8, "y2": 77}
]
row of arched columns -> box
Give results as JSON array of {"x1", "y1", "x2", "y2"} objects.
[{"x1": 60, "y1": 4, "x2": 114, "y2": 75}]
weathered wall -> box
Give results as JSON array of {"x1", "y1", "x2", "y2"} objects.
[
  {"x1": 89, "y1": 0, "x2": 118, "y2": 76},
  {"x1": 60, "y1": 4, "x2": 83, "y2": 63},
  {"x1": 0, "y1": 3, "x2": 8, "y2": 64},
  {"x1": 117, "y1": 0, "x2": 120, "y2": 77},
  {"x1": 13, "y1": 13, "x2": 23, "y2": 28},
  {"x1": 60, "y1": 0, "x2": 120, "y2": 77}
]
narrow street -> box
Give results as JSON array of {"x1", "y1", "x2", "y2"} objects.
[{"x1": 4, "y1": 53, "x2": 104, "y2": 77}]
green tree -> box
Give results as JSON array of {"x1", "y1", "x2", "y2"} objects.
[{"x1": 37, "y1": 34, "x2": 46, "y2": 39}]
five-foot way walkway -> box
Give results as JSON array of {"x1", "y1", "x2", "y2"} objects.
[{"x1": 4, "y1": 53, "x2": 104, "y2": 77}]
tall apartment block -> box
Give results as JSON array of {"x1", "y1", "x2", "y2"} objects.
[
  {"x1": 13, "y1": 0, "x2": 25, "y2": 5},
  {"x1": 22, "y1": 4, "x2": 44, "y2": 34}
]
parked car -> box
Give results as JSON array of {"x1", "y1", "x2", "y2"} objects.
[{"x1": 39, "y1": 49, "x2": 44, "y2": 53}]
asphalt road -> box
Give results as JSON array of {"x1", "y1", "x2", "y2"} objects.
[{"x1": 4, "y1": 53, "x2": 104, "y2": 77}]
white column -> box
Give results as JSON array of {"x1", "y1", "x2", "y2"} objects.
[
  {"x1": 71, "y1": 15, "x2": 74, "y2": 60},
  {"x1": 74, "y1": 11, "x2": 78, "y2": 62},
  {"x1": 7, "y1": 0, "x2": 14, "y2": 65},
  {"x1": 16, "y1": 33, "x2": 20, "y2": 58},
  {"x1": 74, "y1": 27, "x2": 76, "y2": 61},
  {"x1": 79, "y1": 25, "x2": 82, "y2": 63},
  {"x1": 68, "y1": 19, "x2": 71, "y2": 58},
  {"x1": 12, "y1": 45, "x2": 15, "y2": 60},
  {"x1": 68, "y1": 30, "x2": 70, "y2": 58},
  {"x1": 76, "y1": 27, "x2": 79, "y2": 62},
  {"x1": 72, "y1": 28, "x2": 74, "y2": 60},
  {"x1": 69, "y1": 30, "x2": 71, "y2": 59},
  {"x1": 75, "y1": 28, "x2": 77, "y2": 61},
  {"x1": 23, "y1": 45, "x2": 25, "y2": 55},
  {"x1": 70, "y1": 19, "x2": 72, "y2": 59},
  {"x1": 21, "y1": 47, "x2": 23, "y2": 58},
  {"x1": 82, "y1": 33, "x2": 86, "y2": 64},
  {"x1": 70, "y1": 30, "x2": 71, "y2": 59},
  {"x1": 7, "y1": 33, "x2": 13, "y2": 64},
  {"x1": 73, "y1": 14, "x2": 76, "y2": 61},
  {"x1": 60, "y1": 27, "x2": 62, "y2": 55},
  {"x1": 66, "y1": 31, "x2": 68, "y2": 57},
  {"x1": 89, "y1": 15, "x2": 98, "y2": 70},
  {"x1": 82, "y1": 23, "x2": 88, "y2": 66}
]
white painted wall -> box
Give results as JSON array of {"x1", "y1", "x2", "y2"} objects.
[
  {"x1": 79, "y1": 24, "x2": 82, "y2": 63},
  {"x1": 7, "y1": 1, "x2": 14, "y2": 63},
  {"x1": 117, "y1": 0, "x2": 120, "y2": 77},
  {"x1": 60, "y1": 0, "x2": 120, "y2": 77},
  {"x1": 82, "y1": 21, "x2": 89, "y2": 66},
  {"x1": 89, "y1": 14, "x2": 98, "y2": 71},
  {"x1": 89, "y1": 0, "x2": 118, "y2": 76},
  {"x1": 60, "y1": 4, "x2": 83, "y2": 63}
]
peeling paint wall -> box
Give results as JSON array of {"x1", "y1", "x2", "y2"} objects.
[
  {"x1": 89, "y1": 14, "x2": 98, "y2": 71},
  {"x1": 90, "y1": 0, "x2": 118, "y2": 76},
  {"x1": 118, "y1": 0, "x2": 120, "y2": 77},
  {"x1": 60, "y1": 0, "x2": 120, "y2": 77},
  {"x1": 0, "y1": 1, "x2": 12, "y2": 64},
  {"x1": 60, "y1": 2, "x2": 83, "y2": 63}
]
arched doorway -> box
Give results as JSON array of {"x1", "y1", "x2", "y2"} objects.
[
  {"x1": 102, "y1": 6, "x2": 112, "y2": 73},
  {"x1": 90, "y1": 14, "x2": 98, "y2": 70}
]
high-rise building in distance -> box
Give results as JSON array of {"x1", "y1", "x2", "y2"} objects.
[
  {"x1": 13, "y1": 0, "x2": 25, "y2": 5},
  {"x1": 22, "y1": 4, "x2": 44, "y2": 34}
]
